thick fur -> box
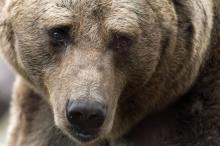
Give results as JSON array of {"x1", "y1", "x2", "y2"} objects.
[{"x1": 0, "y1": 0, "x2": 220, "y2": 146}]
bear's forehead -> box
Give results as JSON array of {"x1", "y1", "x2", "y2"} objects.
[
  {"x1": 15, "y1": 0, "x2": 141, "y2": 25},
  {"x1": 53, "y1": 0, "x2": 139, "y2": 13},
  {"x1": 19, "y1": 0, "x2": 142, "y2": 19},
  {"x1": 12, "y1": 0, "x2": 142, "y2": 36}
]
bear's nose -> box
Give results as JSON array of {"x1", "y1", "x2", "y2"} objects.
[{"x1": 66, "y1": 100, "x2": 106, "y2": 131}]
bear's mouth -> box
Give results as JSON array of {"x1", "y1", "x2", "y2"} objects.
[
  {"x1": 74, "y1": 132, "x2": 98, "y2": 142},
  {"x1": 68, "y1": 127, "x2": 100, "y2": 143}
]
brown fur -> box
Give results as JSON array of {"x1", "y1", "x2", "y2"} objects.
[{"x1": 0, "y1": 0, "x2": 220, "y2": 145}]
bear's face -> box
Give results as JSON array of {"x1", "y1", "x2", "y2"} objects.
[{"x1": 1, "y1": 0, "x2": 176, "y2": 144}]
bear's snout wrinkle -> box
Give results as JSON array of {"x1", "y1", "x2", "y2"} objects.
[{"x1": 66, "y1": 99, "x2": 106, "y2": 141}]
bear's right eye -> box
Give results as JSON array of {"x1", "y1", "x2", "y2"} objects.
[{"x1": 48, "y1": 26, "x2": 71, "y2": 49}]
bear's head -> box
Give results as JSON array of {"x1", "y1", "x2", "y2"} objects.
[{"x1": 0, "y1": 0, "x2": 213, "y2": 144}]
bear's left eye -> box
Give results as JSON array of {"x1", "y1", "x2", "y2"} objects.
[
  {"x1": 109, "y1": 32, "x2": 135, "y2": 53},
  {"x1": 48, "y1": 26, "x2": 71, "y2": 48}
]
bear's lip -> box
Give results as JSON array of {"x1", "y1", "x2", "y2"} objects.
[
  {"x1": 74, "y1": 132, "x2": 98, "y2": 143},
  {"x1": 69, "y1": 127, "x2": 99, "y2": 143}
]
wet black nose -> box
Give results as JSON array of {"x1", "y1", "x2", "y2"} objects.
[{"x1": 66, "y1": 100, "x2": 106, "y2": 131}]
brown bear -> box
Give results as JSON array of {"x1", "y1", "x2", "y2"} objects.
[{"x1": 0, "y1": 0, "x2": 220, "y2": 145}]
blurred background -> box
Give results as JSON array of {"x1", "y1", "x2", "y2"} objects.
[{"x1": 0, "y1": 56, "x2": 14, "y2": 145}]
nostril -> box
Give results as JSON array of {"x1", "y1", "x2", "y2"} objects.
[
  {"x1": 66, "y1": 100, "x2": 106, "y2": 131},
  {"x1": 70, "y1": 111, "x2": 84, "y2": 120},
  {"x1": 89, "y1": 114, "x2": 99, "y2": 120}
]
